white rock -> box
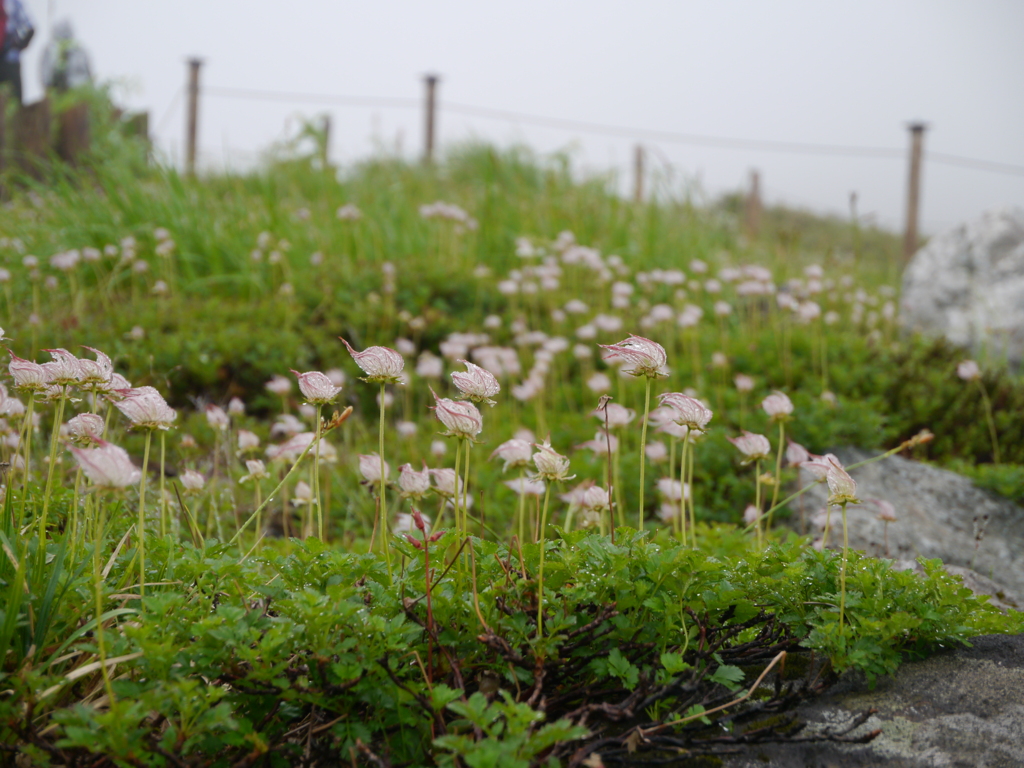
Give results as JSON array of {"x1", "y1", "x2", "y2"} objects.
[{"x1": 901, "y1": 207, "x2": 1024, "y2": 364}]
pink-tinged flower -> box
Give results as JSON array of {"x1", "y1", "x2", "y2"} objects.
[
  {"x1": 785, "y1": 440, "x2": 811, "y2": 467},
  {"x1": 505, "y1": 477, "x2": 545, "y2": 496},
  {"x1": 227, "y1": 397, "x2": 246, "y2": 415},
  {"x1": 290, "y1": 369, "x2": 343, "y2": 405},
  {"x1": 41, "y1": 349, "x2": 83, "y2": 386},
  {"x1": 105, "y1": 373, "x2": 132, "y2": 396},
  {"x1": 266, "y1": 432, "x2": 315, "y2": 462},
  {"x1": 734, "y1": 374, "x2": 755, "y2": 393},
  {"x1": 114, "y1": 386, "x2": 177, "y2": 430},
  {"x1": 580, "y1": 485, "x2": 610, "y2": 512},
  {"x1": 271, "y1": 414, "x2": 304, "y2": 439},
  {"x1": 265, "y1": 375, "x2": 292, "y2": 396},
  {"x1": 825, "y1": 456, "x2": 859, "y2": 506},
  {"x1": 762, "y1": 391, "x2": 794, "y2": 421},
  {"x1": 205, "y1": 405, "x2": 229, "y2": 431},
  {"x1": 657, "y1": 477, "x2": 688, "y2": 503},
  {"x1": 430, "y1": 467, "x2": 462, "y2": 498},
  {"x1": 239, "y1": 459, "x2": 269, "y2": 483},
  {"x1": 71, "y1": 440, "x2": 141, "y2": 489},
  {"x1": 77, "y1": 347, "x2": 114, "y2": 388},
  {"x1": 728, "y1": 431, "x2": 772, "y2": 463},
  {"x1": 9, "y1": 352, "x2": 50, "y2": 392},
  {"x1": 398, "y1": 463, "x2": 431, "y2": 499},
  {"x1": 65, "y1": 413, "x2": 105, "y2": 445},
  {"x1": 743, "y1": 505, "x2": 762, "y2": 526},
  {"x1": 800, "y1": 452, "x2": 841, "y2": 481},
  {"x1": 237, "y1": 429, "x2": 260, "y2": 453},
  {"x1": 358, "y1": 453, "x2": 389, "y2": 484},
  {"x1": 873, "y1": 498, "x2": 897, "y2": 522},
  {"x1": 490, "y1": 438, "x2": 533, "y2": 471},
  {"x1": 451, "y1": 360, "x2": 500, "y2": 406},
  {"x1": 645, "y1": 440, "x2": 668, "y2": 463},
  {"x1": 291, "y1": 480, "x2": 314, "y2": 506},
  {"x1": 658, "y1": 392, "x2": 713, "y2": 433},
  {"x1": 430, "y1": 389, "x2": 483, "y2": 439},
  {"x1": 956, "y1": 360, "x2": 981, "y2": 381},
  {"x1": 598, "y1": 334, "x2": 667, "y2": 378},
  {"x1": 180, "y1": 469, "x2": 205, "y2": 494},
  {"x1": 576, "y1": 430, "x2": 619, "y2": 456},
  {"x1": 593, "y1": 402, "x2": 635, "y2": 428},
  {"x1": 340, "y1": 338, "x2": 404, "y2": 383},
  {"x1": 532, "y1": 440, "x2": 573, "y2": 481}
]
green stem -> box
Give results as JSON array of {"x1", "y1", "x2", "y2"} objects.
[
  {"x1": 638, "y1": 377, "x2": 652, "y2": 531},
  {"x1": 314, "y1": 404, "x2": 324, "y2": 539},
  {"x1": 766, "y1": 420, "x2": 785, "y2": 532},
  {"x1": 38, "y1": 386, "x2": 68, "y2": 565},
  {"x1": 839, "y1": 502, "x2": 849, "y2": 633},
  {"x1": 687, "y1": 438, "x2": 697, "y2": 549},
  {"x1": 378, "y1": 383, "x2": 392, "y2": 581},
  {"x1": 462, "y1": 439, "x2": 472, "y2": 541},
  {"x1": 537, "y1": 482, "x2": 552, "y2": 638},
  {"x1": 453, "y1": 439, "x2": 463, "y2": 542},
  {"x1": 516, "y1": 466, "x2": 527, "y2": 544},
  {"x1": 17, "y1": 394, "x2": 36, "y2": 532},
  {"x1": 91, "y1": 491, "x2": 116, "y2": 704},
  {"x1": 678, "y1": 436, "x2": 688, "y2": 545},
  {"x1": 137, "y1": 430, "x2": 153, "y2": 598},
  {"x1": 159, "y1": 432, "x2": 167, "y2": 538},
  {"x1": 754, "y1": 459, "x2": 762, "y2": 548}
]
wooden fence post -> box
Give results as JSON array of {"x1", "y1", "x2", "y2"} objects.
[
  {"x1": 185, "y1": 58, "x2": 203, "y2": 176},
  {"x1": 902, "y1": 122, "x2": 927, "y2": 263},
  {"x1": 57, "y1": 102, "x2": 90, "y2": 164},
  {"x1": 633, "y1": 144, "x2": 645, "y2": 203},
  {"x1": 423, "y1": 74, "x2": 439, "y2": 163},
  {"x1": 743, "y1": 169, "x2": 762, "y2": 239},
  {"x1": 13, "y1": 98, "x2": 51, "y2": 179}
]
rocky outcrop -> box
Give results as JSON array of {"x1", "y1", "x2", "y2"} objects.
[
  {"x1": 795, "y1": 448, "x2": 1024, "y2": 604},
  {"x1": 723, "y1": 634, "x2": 1024, "y2": 768},
  {"x1": 901, "y1": 207, "x2": 1024, "y2": 366}
]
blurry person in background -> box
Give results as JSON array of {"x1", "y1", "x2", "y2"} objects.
[
  {"x1": 41, "y1": 19, "x2": 92, "y2": 93},
  {"x1": 0, "y1": 0, "x2": 34, "y2": 104}
]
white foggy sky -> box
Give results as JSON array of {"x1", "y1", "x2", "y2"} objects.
[{"x1": 17, "y1": 0, "x2": 1024, "y2": 235}]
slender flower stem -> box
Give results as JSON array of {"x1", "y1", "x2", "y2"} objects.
[
  {"x1": 38, "y1": 386, "x2": 68, "y2": 564},
  {"x1": 313, "y1": 404, "x2": 324, "y2": 539},
  {"x1": 137, "y1": 430, "x2": 153, "y2": 598},
  {"x1": 678, "y1": 437, "x2": 689, "y2": 545},
  {"x1": 159, "y1": 433, "x2": 167, "y2": 538},
  {"x1": 687, "y1": 439, "x2": 697, "y2": 549},
  {"x1": 378, "y1": 383, "x2": 392, "y2": 580},
  {"x1": 754, "y1": 459, "x2": 763, "y2": 548},
  {"x1": 536, "y1": 482, "x2": 552, "y2": 638},
  {"x1": 69, "y1": 467, "x2": 83, "y2": 564},
  {"x1": 91, "y1": 491, "x2": 116, "y2": 704},
  {"x1": 17, "y1": 394, "x2": 36, "y2": 531},
  {"x1": 461, "y1": 439, "x2": 472, "y2": 541},
  {"x1": 637, "y1": 377, "x2": 652, "y2": 531},
  {"x1": 839, "y1": 501, "x2": 849, "y2": 633},
  {"x1": 612, "y1": 446, "x2": 624, "y2": 529},
  {"x1": 453, "y1": 438, "x2": 463, "y2": 542},
  {"x1": 516, "y1": 465, "x2": 527, "y2": 544},
  {"x1": 766, "y1": 420, "x2": 786, "y2": 532}
]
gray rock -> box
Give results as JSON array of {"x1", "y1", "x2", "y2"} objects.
[
  {"x1": 793, "y1": 448, "x2": 1024, "y2": 602},
  {"x1": 723, "y1": 634, "x2": 1024, "y2": 768},
  {"x1": 900, "y1": 207, "x2": 1024, "y2": 366}
]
